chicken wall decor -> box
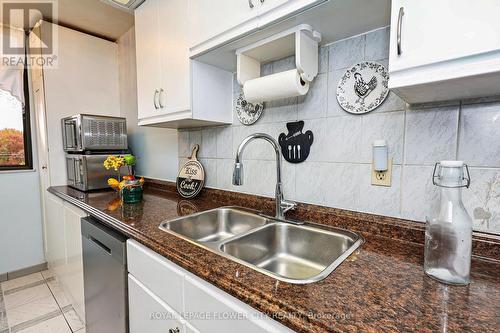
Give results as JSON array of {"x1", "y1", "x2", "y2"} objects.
[{"x1": 336, "y1": 61, "x2": 389, "y2": 114}]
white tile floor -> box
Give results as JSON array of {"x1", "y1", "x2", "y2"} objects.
[{"x1": 0, "y1": 271, "x2": 85, "y2": 333}]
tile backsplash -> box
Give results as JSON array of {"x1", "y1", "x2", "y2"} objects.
[{"x1": 179, "y1": 27, "x2": 500, "y2": 234}]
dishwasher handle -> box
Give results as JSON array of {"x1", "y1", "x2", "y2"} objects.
[
  {"x1": 88, "y1": 235, "x2": 112, "y2": 255},
  {"x1": 81, "y1": 217, "x2": 127, "y2": 265}
]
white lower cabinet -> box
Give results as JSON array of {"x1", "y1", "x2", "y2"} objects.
[
  {"x1": 43, "y1": 194, "x2": 87, "y2": 325},
  {"x1": 128, "y1": 275, "x2": 186, "y2": 333},
  {"x1": 127, "y1": 239, "x2": 294, "y2": 333}
]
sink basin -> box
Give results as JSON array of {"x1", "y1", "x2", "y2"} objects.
[
  {"x1": 159, "y1": 207, "x2": 268, "y2": 243},
  {"x1": 220, "y1": 223, "x2": 362, "y2": 283},
  {"x1": 159, "y1": 207, "x2": 363, "y2": 284}
]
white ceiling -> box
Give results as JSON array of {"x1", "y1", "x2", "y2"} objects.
[{"x1": 5, "y1": 0, "x2": 134, "y2": 41}]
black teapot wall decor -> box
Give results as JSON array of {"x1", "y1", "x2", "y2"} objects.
[{"x1": 278, "y1": 121, "x2": 314, "y2": 163}]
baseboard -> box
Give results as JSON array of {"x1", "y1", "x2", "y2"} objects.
[{"x1": 3, "y1": 262, "x2": 48, "y2": 281}]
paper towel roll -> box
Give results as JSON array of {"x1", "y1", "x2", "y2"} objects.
[{"x1": 243, "y1": 69, "x2": 310, "y2": 103}]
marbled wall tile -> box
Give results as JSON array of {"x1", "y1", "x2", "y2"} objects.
[
  {"x1": 375, "y1": 91, "x2": 407, "y2": 113},
  {"x1": 323, "y1": 163, "x2": 362, "y2": 211},
  {"x1": 199, "y1": 128, "x2": 217, "y2": 158},
  {"x1": 282, "y1": 162, "x2": 296, "y2": 199},
  {"x1": 360, "y1": 111, "x2": 405, "y2": 164},
  {"x1": 463, "y1": 168, "x2": 500, "y2": 233},
  {"x1": 188, "y1": 130, "x2": 202, "y2": 152},
  {"x1": 261, "y1": 97, "x2": 298, "y2": 123},
  {"x1": 325, "y1": 116, "x2": 363, "y2": 163},
  {"x1": 458, "y1": 101, "x2": 500, "y2": 167},
  {"x1": 401, "y1": 166, "x2": 438, "y2": 222},
  {"x1": 198, "y1": 158, "x2": 217, "y2": 188},
  {"x1": 297, "y1": 73, "x2": 327, "y2": 120},
  {"x1": 358, "y1": 164, "x2": 402, "y2": 217},
  {"x1": 318, "y1": 46, "x2": 329, "y2": 74},
  {"x1": 364, "y1": 27, "x2": 390, "y2": 61},
  {"x1": 178, "y1": 131, "x2": 190, "y2": 158},
  {"x1": 245, "y1": 160, "x2": 276, "y2": 197},
  {"x1": 216, "y1": 159, "x2": 235, "y2": 191},
  {"x1": 328, "y1": 35, "x2": 364, "y2": 71},
  {"x1": 301, "y1": 118, "x2": 327, "y2": 162},
  {"x1": 216, "y1": 126, "x2": 234, "y2": 159},
  {"x1": 273, "y1": 56, "x2": 296, "y2": 73},
  {"x1": 261, "y1": 62, "x2": 273, "y2": 76},
  {"x1": 327, "y1": 68, "x2": 350, "y2": 117},
  {"x1": 405, "y1": 106, "x2": 459, "y2": 165},
  {"x1": 295, "y1": 162, "x2": 328, "y2": 205}
]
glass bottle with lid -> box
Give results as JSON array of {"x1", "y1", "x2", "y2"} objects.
[{"x1": 424, "y1": 160, "x2": 472, "y2": 285}]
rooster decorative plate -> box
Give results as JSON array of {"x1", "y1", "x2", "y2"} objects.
[
  {"x1": 336, "y1": 61, "x2": 389, "y2": 114},
  {"x1": 236, "y1": 92, "x2": 264, "y2": 125}
]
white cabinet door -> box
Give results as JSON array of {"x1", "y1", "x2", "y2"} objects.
[
  {"x1": 158, "y1": 0, "x2": 191, "y2": 113},
  {"x1": 189, "y1": 0, "x2": 259, "y2": 49},
  {"x1": 61, "y1": 203, "x2": 87, "y2": 324},
  {"x1": 135, "y1": 0, "x2": 162, "y2": 120},
  {"x1": 44, "y1": 193, "x2": 65, "y2": 272},
  {"x1": 128, "y1": 275, "x2": 185, "y2": 333},
  {"x1": 389, "y1": 0, "x2": 500, "y2": 72},
  {"x1": 258, "y1": 0, "x2": 289, "y2": 15},
  {"x1": 184, "y1": 275, "x2": 294, "y2": 333}
]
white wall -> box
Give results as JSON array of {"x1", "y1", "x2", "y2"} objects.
[
  {"x1": 43, "y1": 23, "x2": 121, "y2": 186},
  {"x1": 118, "y1": 28, "x2": 179, "y2": 181},
  {"x1": 0, "y1": 101, "x2": 45, "y2": 275}
]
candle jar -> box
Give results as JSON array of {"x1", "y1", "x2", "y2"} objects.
[{"x1": 121, "y1": 180, "x2": 143, "y2": 204}]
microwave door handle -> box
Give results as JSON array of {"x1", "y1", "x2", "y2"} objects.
[{"x1": 74, "y1": 159, "x2": 82, "y2": 185}]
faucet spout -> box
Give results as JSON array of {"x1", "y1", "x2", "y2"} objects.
[{"x1": 233, "y1": 133, "x2": 296, "y2": 220}]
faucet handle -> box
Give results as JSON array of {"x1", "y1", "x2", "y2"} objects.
[{"x1": 281, "y1": 199, "x2": 297, "y2": 214}]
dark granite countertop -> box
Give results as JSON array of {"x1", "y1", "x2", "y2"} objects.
[{"x1": 48, "y1": 184, "x2": 500, "y2": 333}]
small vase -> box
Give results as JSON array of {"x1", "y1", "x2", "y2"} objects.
[{"x1": 121, "y1": 180, "x2": 143, "y2": 204}]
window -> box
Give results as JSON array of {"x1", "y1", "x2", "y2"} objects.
[{"x1": 0, "y1": 70, "x2": 32, "y2": 170}]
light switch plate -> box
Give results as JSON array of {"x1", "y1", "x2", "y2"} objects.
[{"x1": 371, "y1": 158, "x2": 393, "y2": 187}]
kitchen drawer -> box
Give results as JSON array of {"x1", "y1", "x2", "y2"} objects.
[
  {"x1": 184, "y1": 275, "x2": 294, "y2": 333},
  {"x1": 128, "y1": 275, "x2": 185, "y2": 333},
  {"x1": 127, "y1": 239, "x2": 185, "y2": 313}
]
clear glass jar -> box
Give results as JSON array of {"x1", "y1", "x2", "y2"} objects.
[{"x1": 424, "y1": 161, "x2": 472, "y2": 285}]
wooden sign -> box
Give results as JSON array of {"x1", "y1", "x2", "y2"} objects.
[{"x1": 176, "y1": 145, "x2": 205, "y2": 198}]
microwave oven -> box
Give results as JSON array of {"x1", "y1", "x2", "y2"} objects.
[
  {"x1": 62, "y1": 114, "x2": 128, "y2": 153},
  {"x1": 66, "y1": 154, "x2": 119, "y2": 191}
]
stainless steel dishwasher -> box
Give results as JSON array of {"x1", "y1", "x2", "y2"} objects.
[{"x1": 81, "y1": 217, "x2": 128, "y2": 333}]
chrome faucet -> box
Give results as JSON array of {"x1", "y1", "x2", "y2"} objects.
[{"x1": 233, "y1": 133, "x2": 296, "y2": 220}]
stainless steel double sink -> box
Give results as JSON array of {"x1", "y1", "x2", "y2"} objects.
[{"x1": 159, "y1": 207, "x2": 363, "y2": 284}]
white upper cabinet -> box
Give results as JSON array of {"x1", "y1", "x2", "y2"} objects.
[
  {"x1": 189, "y1": 0, "x2": 260, "y2": 50},
  {"x1": 135, "y1": 0, "x2": 233, "y2": 128},
  {"x1": 135, "y1": 0, "x2": 161, "y2": 121},
  {"x1": 389, "y1": 0, "x2": 500, "y2": 104},
  {"x1": 188, "y1": 0, "x2": 326, "y2": 56}
]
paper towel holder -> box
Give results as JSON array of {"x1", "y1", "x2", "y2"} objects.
[{"x1": 236, "y1": 24, "x2": 322, "y2": 87}]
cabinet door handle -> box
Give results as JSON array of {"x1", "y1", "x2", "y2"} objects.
[
  {"x1": 159, "y1": 88, "x2": 165, "y2": 108},
  {"x1": 153, "y1": 89, "x2": 159, "y2": 109},
  {"x1": 248, "y1": 0, "x2": 254, "y2": 8},
  {"x1": 397, "y1": 7, "x2": 404, "y2": 55},
  {"x1": 168, "y1": 328, "x2": 180, "y2": 333}
]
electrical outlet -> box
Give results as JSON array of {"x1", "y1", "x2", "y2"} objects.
[{"x1": 371, "y1": 158, "x2": 393, "y2": 187}]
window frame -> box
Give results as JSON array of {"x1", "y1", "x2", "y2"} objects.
[{"x1": 0, "y1": 46, "x2": 33, "y2": 171}]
